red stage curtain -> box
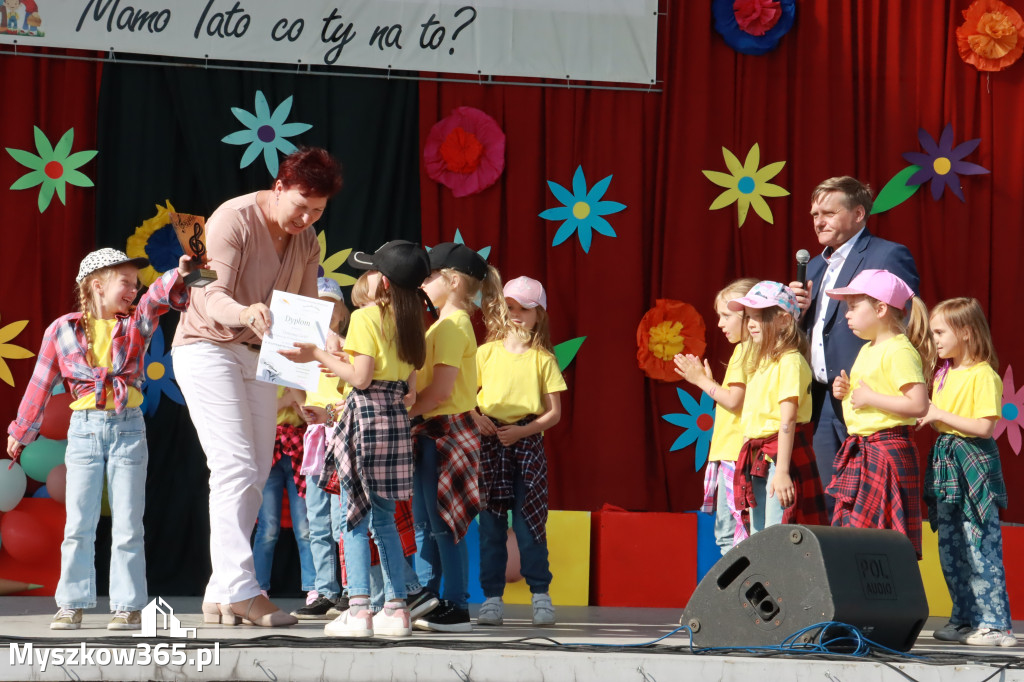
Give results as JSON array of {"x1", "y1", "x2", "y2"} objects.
[
  {"x1": 0, "y1": 53, "x2": 101, "y2": 428},
  {"x1": 419, "y1": 1, "x2": 1024, "y2": 519}
]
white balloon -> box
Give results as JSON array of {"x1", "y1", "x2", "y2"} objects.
[{"x1": 0, "y1": 462, "x2": 27, "y2": 512}]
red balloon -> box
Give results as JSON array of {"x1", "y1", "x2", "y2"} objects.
[
  {"x1": 39, "y1": 392, "x2": 73, "y2": 441},
  {"x1": 46, "y1": 465, "x2": 67, "y2": 504},
  {"x1": 0, "y1": 509, "x2": 63, "y2": 564},
  {"x1": 505, "y1": 529, "x2": 523, "y2": 583},
  {"x1": 13, "y1": 497, "x2": 66, "y2": 535},
  {"x1": 0, "y1": 550, "x2": 61, "y2": 597}
]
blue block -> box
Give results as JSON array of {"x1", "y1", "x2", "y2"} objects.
[{"x1": 695, "y1": 510, "x2": 721, "y2": 582}]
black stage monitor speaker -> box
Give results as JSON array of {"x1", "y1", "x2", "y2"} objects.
[{"x1": 681, "y1": 524, "x2": 928, "y2": 652}]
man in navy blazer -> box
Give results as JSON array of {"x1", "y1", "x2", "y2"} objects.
[{"x1": 789, "y1": 176, "x2": 919, "y2": 518}]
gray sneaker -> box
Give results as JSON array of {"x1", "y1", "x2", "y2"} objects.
[
  {"x1": 51, "y1": 608, "x2": 83, "y2": 630},
  {"x1": 933, "y1": 622, "x2": 971, "y2": 641},
  {"x1": 108, "y1": 610, "x2": 142, "y2": 630},
  {"x1": 531, "y1": 593, "x2": 555, "y2": 626},
  {"x1": 477, "y1": 597, "x2": 504, "y2": 626}
]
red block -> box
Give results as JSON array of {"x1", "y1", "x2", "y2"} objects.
[
  {"x1": 590, "y1": 505, "x2": 697, "y2": 607},
  {"x1": 1003, "y1": 526, "x2": 1024, "y2": 620}
]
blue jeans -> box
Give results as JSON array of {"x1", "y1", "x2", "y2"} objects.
[
  {"x1": 748, "y1": 460, "x2": 784, "y2": 534},
  {"x1": 340, "y1": 486, "x2": 408, "y2": 601},
  {"x1": 937, "y1": 502, "x2": 1012, "y2": 630},
  {"x1": 253, "y1": 457, "x2": 315, "y2": 592},
  {"x1": 369, "y1": 555, "x2": 422, "y2": 611},
  {"x1": 304, "y1": 476, "x2": 343, "y2": 599},
  {"x1": 713, "y1": 464, "x2": 737, "y2": 556},
  {"x1": 412, "y1": 435, "x2": 469, "y2": 609},
  {"x1": 478, "y1": 469, "x2": 551, "y2": 598},
  {"x1": 57, "y1": 408, "x2": 148, "y2": 611}
]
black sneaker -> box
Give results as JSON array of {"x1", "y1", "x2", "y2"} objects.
[
  {"x1": 408, "y1": 589, "x2": 440, "y2": 620},
  {"x1": 291, "y1": 595, "x2": 338, "y2": 620},
  {"x1": 413, "y1": 599, "x2": 472, "y2": 633},
  {"x1": 326, "y1": 594, "x2": 349, "y2": 618}
]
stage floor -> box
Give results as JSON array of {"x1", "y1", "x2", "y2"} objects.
[{"x1": 1, "y1": 597, "x2": 1021, "y2": 681}]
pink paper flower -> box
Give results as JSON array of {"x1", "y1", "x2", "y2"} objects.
[
  {"x1": 994, "y1": 365, "x2": 1024, "y2": 455},
  {"x1": 424, "y1": 106, "x2": 505, "y2": 198},
  {"x1": 733, "y1": 0, "x2": 782, "y2": 36}
]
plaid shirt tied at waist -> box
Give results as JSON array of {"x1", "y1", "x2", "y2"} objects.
[
  {"x1": 272, "y1": 423, "x2": 307, "y2": 498},
  {"x1": 479, "y1": 415, "x2": 549, "y2": 543},
  {"x1": 412, "y1": 411, "x2": 482, "y2": 542},
  {"x1": 925, "y1": 433, "x2": 1008, "y2": 549}
]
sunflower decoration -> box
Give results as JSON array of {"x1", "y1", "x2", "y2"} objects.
[
  {"x1": 703, "y1": 144, "x2": 788, "y2": 226},
  {"x1": 424, "y1": 106, "x2": 506, "y2": 198},
  {"x1": 0, "y1": 314, "x2": 35, "y2": 387},
  {"x1": 317, "y1": 231, "x2": 357, "y2": 288},
  {"x1": 126, "y1": 201, "x2": 184, "y2": 286},
  {"x1": 5, "y1": 127, "x2": 97, "y2": 212},
  {"x1": 636, "y1": 300, "x2": 706, "y2": 382},
  {"x1": 956, "y1": 0, "x2": 1024, "y2": 72}
]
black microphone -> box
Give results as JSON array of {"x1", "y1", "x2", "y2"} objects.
[{"x1": 795, "y1": 249, "x2": 810, "y2": 286}]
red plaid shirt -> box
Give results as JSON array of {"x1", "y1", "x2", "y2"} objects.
[
  {"x1": 8, "y1": 269, "x2": 188, "y2": 445},
  {"x1": 273, "y1": 423, "x2": 307, "y2": 497},
  {"x1": 412, "y1": 411, "x2": 482, "y2": 542}
]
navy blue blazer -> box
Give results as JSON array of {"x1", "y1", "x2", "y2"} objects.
[{"x1": 803, "y1": 229, "x2": 919, "y2": 385}]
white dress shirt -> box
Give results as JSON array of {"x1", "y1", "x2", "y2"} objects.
[{"x1": 810, "y1": 228, "x2": 865, "y2": 382}]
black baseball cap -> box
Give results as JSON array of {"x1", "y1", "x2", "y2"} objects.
[
  {"x1": 347, "y1": 240, "x2": 430, "y2": 289},
  {"x1": 428, "y1": 242, "x2": 488, "y2": 280}
]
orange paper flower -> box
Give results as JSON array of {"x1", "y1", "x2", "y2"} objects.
[
  {"x1": 956, "y1": 0, "x2": 1024, "y2": 72},
  {"x1": 636, "y1": 300, "x2": 707, "y2": 382}
]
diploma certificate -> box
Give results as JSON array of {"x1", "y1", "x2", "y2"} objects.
[{"x1": 256, "y1": 290, "x2": 335, "y2": 391}]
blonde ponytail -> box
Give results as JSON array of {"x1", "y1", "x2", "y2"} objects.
[{"x1": 903, "y1": 296, "x2": 935, "y2": 378}]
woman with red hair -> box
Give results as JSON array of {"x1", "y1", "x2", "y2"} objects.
[{"x1": 173, "y1": 147, "x2": 342, "y2": 627}]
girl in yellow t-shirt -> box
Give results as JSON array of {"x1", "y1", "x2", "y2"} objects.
[
  {"x1": 674, "y1": 277, "x2": 758, "y2": 555},
  {"x1": 826, "y1": 269, "x2": 933, "y2": 556},
  {"x1": 728, "y1": 281, "x2": 828, "y2": 534},
  {"x1": 281, "y1": 240, "x2": 428, "y2": 639},
  {"x1": 407, "y1": 242, "x2": 506, "y2": 633},
  {"x1": 473, "y1": 276, "x2": 567, "y2": 628},
  {"x1": 918, "y1": 298, "x2": 1015, "y2": 647}
]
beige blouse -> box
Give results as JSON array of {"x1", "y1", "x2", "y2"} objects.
[{"x1": 172, "y1": 192, "x2": 320, "y2": 347}]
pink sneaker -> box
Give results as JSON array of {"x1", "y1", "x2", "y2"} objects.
[{"x1": 373, "y1": 602, "x2": 412, "y2": 637}]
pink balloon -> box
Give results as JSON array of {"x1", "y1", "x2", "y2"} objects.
[
  {"x1": 45, "y1": 465, "x2": 67, "y2": 504},
  {"x1": 505, "y1": 529, "x2": 523, "y2": 583}
]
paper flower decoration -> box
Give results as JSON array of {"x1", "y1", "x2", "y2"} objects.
[
  {"x1": 141, "y1": 327, "x2": 184, "y2": 417},
  {"x1": 424, "y1": 106, "x2": 505, "y2": 198},
  {"x1": 662, "y1": 387, "x2": 716, "y2": 470},
  {"x1": 554, "y1": 337, "x2": 586, "y2": 372},
  {"x1": 637, "y1": 300, "x2": 707, "y2": 382},
  {"x1": 713, "y1": 0, "x2": 796, "y2": 56},
  {"x1": 125, "y1": 201, "x2": 183, "y2": 287},
  {"x1": 703, "y1": 144, "x2": 788, "y2": 226},
  {"x1": 316, "y1": 231, "x2": 356, "y2": 288},
  {"x1": 540, "y1": 166, "x2": 626, "y2": 253},
  {"x1": 994, "y1": 365, "x2": 1024, "y2": 455},
  {"x1": 956, "y1": 0, "x2": 1024, "y2": 72},
  {"x1": 0, "y1": 315, "x2": 35, "y2": 387},
  {"x1": 222, "y1": 91, "x2": 312, "y2": 178},
  {"x1": 901, "y1": 124, "x2": 989, "y2": 202},
  {"x1": 6, "y1": 127, "x2": 97, "y2": 212}
]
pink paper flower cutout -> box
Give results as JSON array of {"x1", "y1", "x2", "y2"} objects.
[
  {"x1": 994, "y1": 365, "x2": 1024, "y2": 455},
  {"x1": 424, "y1": 106, "x2": 505, "y2": 198},
  {"x1": 734, "y1": 0, "x2": 782, "y2": 36}
]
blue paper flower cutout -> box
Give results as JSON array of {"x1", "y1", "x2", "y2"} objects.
[
  {"x1": 141, "y1": 327, "x2": 184, "y2": 417},
  {"x1": 222, "y1": 91, "x2": 312, "y2": 178},
  {"x1": 661, "y1": 387, "x2": 716, "y2": 470},
  {"x1": 713, "y1": 0, "x2": 796, "y2": 56},
  {"x1": 539, "y1": 166, "x2": 626, "y2": 253}
]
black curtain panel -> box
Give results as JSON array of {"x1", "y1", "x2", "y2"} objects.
[{"x1": 92, "y1": 62, "x2": 421, "y2": 597}]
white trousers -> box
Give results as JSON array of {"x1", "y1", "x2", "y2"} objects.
[{"x1": 173, "y1": 342, "x2": 277, "y2": 604}]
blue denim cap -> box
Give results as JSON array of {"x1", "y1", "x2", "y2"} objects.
[
  {"x1": 726, "y1": 280, "x2": 801, "y2": 321},
  {"x1": 317, "y1": 277, "x2": 343, "y2": 301}
]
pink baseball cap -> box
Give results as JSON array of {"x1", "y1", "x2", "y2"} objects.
[
  {"x1": 826, "y1": 269, "x2": 914, "y2": 308},
  {"x1": 504, "y1": 276, "x2": 547, "y2": 309}
]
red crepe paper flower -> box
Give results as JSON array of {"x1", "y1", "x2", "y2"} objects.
[
  {"x1": 636, "y1": 300, "x2": 707, "y2": 382},
  {"x1": 424, "y1": 106, "x2": 505, "y2": 198},
  {"x1": 734, "y1": 0, "x2": 782, "y2": 36},
  {"x1": 956, "y1": 0, "x2": 1024, "y2": 72}
]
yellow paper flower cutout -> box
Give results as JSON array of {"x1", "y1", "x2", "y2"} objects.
[
  {"x1": 703, "y1": 143, "x2": 789, "y2": 226},
  {"x1": 126, "y1": 200, "x2": 178, "y2": 286},
  {"x1": 317, "y1": 231, "x2": 356, "y2": 288},
  {"x1": 0, "y1": 316, "x2": 36, "y2": 387},
  {"x1": 648, "y1": 321, "x2": 685, "y2": 361}
]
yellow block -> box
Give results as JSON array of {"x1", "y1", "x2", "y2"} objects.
[
  {"x1": 919, "y1": 526, "x2": 952, "y2": 617},
  {"x1": 504, "y1": 510, "x2": 590, "y2": 606}
]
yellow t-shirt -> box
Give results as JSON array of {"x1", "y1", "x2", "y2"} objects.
[
  {"x1": 475, "y1": 341, "x2": 567, "y2": 424},
  {"x1": 419, "y1": 309, "x2": 477, "y2": 418},
  {"x1": 276, "y1": 386, "x2": 305, "y2": 426},
  {"x1": 741, "y1": 350, "x2": 813, "y2": 439},
  {"x1": 69, "y1": 318, "x2": 144, "y2": 411},
  {"x1": 708, "y1": 341, "x2": 751, "y2": 462},
  {"x1": 343, "y1": 306, "x2": 414, "y2": 382},
  {"x1": 305, "y1": 369, "x2": 350, "y2": 409},
  {"x1": 843, "y1": 334, "x2": 924, "y2": 436},
  {"x1": 932, "y1": 361, "x2": 1002, "y2": 437}
]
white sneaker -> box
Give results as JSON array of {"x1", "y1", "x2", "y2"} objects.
[
  {"x1": 324, "y1": 601, "x2": 373, "y2": 638},
  {"x1": 477, "y1": 597, "x2": 504, "y2": 626},
  {"x1": 372, "y1": 602, "x2": 412, "y2": 637},
  {"x1": 50, "y1": 607, "x2": 83, "y2": 630},
  {"x1": 961, "y1": 628, "x2": 1018, "y2": 647},
  {"x1": 531, "y1": 593, "x2": 555, "y2": 626}
]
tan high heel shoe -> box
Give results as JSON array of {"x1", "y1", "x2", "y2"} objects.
[
  {"x1": 228, "y1": 595, "x2": 297, "y2": 627},
  {"x1": 201, "y1": 601, "x2": 223, "y2": 624}
]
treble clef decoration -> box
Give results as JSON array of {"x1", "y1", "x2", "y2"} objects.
[{"x1": 189, "y1": 221, "x2": 206, "y2": 260}]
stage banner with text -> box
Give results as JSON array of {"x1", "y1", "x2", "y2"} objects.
[{"x1": 0, "y1": 0, "x2": 658, "y2": 84}]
